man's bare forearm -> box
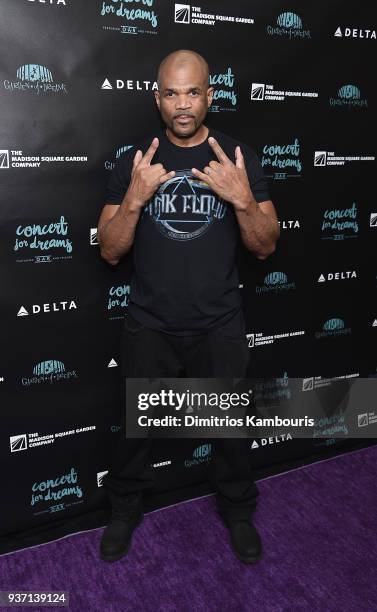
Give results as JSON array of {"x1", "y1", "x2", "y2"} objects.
[
  {"x1": 99, "y1": 194, "x2": 143, "y2": 265},
  {"x1": 235, "y1": 197, "x2": 280, "y2": 259},
  {"x1": 99, "y1": 138, "x2": 175, "y2": 264}
]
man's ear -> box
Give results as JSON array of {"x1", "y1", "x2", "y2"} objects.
[
  {"x1": 207, "y1": 86, "x2": 214, "y2": 108},
  {"x1": 154, "y1": 89, "x2": 160, "y2": 110}
]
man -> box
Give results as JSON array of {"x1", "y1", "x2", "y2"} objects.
[{"x1": 97, "y1": 50, "x2": 280, "y2": 565}]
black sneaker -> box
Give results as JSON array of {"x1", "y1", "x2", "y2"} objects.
[{"x1": 100, "y1": 490, "x2": 143, "y2": 562}]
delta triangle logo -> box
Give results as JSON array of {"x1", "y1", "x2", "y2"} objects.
[
  {"x1": 17, "y1": 306, "x2": 29, "y2": 317},
  {"x1": 251, "y1": 440, "x2": 259, "y2": 449},
  {"x1": 318, "y1": 274, "x2": 325, "y2": 283},
  {"x1": 101, "y1": 79, "x2": 112, "y2": 90},
  {"x1": 334, "y1": 27, "x2": 342, "y2": 37},
  {"x1": 372, "y1": 319, "x2": 377, "y2": 327},
  {"x1": 108, "y1": 358, "x2": 118, "y2": 368}
]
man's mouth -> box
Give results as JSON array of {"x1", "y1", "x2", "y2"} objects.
[{"x1": 175, "y1": 115, "x2": 194, "y2": 122}]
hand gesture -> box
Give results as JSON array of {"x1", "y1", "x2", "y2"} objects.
[
  {"x1": 127, "y1": 138, "x2": 175, "y2": 210},
  {"x1": 192, "y1": 137, "x2": 253, "y2": 211}
]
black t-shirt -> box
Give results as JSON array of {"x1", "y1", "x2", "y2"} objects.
[{"x1": 104, "y1": 126, "x2": 270, "y2": 335}]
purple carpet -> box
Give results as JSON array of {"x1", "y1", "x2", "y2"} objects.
[{"x1": 0, "y1": 446, "x2": 376, "y2": 612}]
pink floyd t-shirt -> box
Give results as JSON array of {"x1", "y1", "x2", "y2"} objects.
[{"x1": 104, "y1": 127, "x2": 270, "y2": 335}]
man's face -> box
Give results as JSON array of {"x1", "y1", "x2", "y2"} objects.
[{"x1": 155, "y1": 63, "x2": 213, "y2": 139}]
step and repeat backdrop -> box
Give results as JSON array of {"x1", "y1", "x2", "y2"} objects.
[{"x1": 1, "y1": 0, "x2": 376, "y2": 554}]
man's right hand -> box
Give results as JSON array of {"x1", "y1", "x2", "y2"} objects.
[{"x1": 125, "y1": 137, "x2": 175, "y2": 211}]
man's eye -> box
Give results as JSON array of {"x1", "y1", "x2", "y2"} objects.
[{"x1": 190, "y1": 91, "x2": 199, "y2": 96}]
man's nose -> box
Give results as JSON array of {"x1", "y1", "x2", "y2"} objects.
[{"x1": 176, "y1": 95, "x2": 191, "y2": 109}]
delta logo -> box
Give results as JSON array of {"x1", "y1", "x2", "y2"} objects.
[
  {"x1": 317, "y1": 271, "x2": 357, "y2": 283},
  {"x1": 334, "y1": 26, "x2": 376, "y2": 40},
  {"x1": 101, "y1": 78, "x2": 157, "y2": 91},
  {"x1": 17, "y1": 300, "x2": 77, "y2": 317},
  {"x1": 27, "y1": 0, "x2": 67, "y2": 5},
  {"x1": 278, "y1": 219, "x2": 301, "y2": 230},
  {"x1": 251, "y1": 433, "x2": 292, "y2": 449}
]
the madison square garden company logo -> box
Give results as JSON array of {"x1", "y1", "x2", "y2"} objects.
[
  {"x1": 2, "y1": 64, "x2": 67, "y2": 94},
  {"x1": 250, "y1": 82, "x2": 318, "y2": 103},
  {"x1": 174, "y1": 4, "x2": 254, "y2": 28}
]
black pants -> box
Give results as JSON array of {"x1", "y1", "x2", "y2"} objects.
[{"x1": 102, "y1": 309, "x2": 259, "y2": 520}]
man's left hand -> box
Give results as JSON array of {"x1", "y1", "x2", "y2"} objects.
[{"x1": 192, "y1": 137, "x2": 254, "y2": 212}]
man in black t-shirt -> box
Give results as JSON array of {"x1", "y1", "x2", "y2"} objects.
[{"x1": 97, "y1": 50, "x2": 280, "y2": 565}]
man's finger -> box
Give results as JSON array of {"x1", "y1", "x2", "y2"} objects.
[
  {"x1": 192, "y1": 167, "x2": 212, "y2": 183},
  {"x1": 142, "y1": 137, "x2": 159, "y2": 165},
  {"x1": 209, "y1": 160, "x2": 221, "y2": 171},
  {"x1": 208, "y1": 136, "x2": 230, "y2": 164},
  {"x1": 235, "y1": 145, "x2": 245, "y2": 169},
  {"x1": 132, "y1": 149, "x2": 143, "y2": 169},
  {"x1": 159, "y1": 170, "x2": 175, "y2": 184}
]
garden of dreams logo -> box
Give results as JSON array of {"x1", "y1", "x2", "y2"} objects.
[
  {"x1": 330, "y1": 85, "x2": 368, "y2": 108},
  {"x1": 3, "y1": 64, "x2": 67, "y2": 94},
  {"x1": 267, "y1": 12, "x2": 311, "y2": 38}
]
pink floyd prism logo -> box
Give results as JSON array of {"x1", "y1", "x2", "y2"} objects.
[{"x1": 142, "y1": 170, "x2": 228, "y2": 241}]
